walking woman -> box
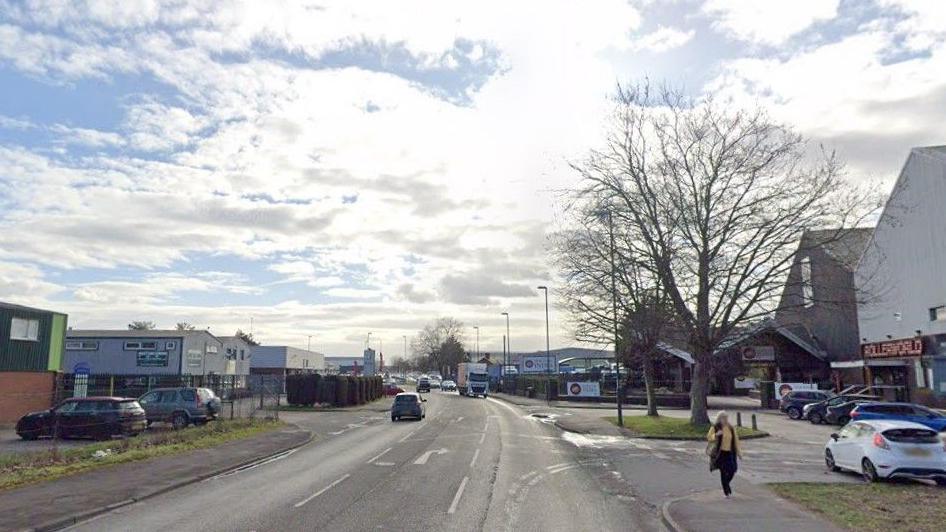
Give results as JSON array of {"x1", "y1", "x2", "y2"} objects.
[{"x1": 707, "y1": 411, "x2": 742, "y2": 497}]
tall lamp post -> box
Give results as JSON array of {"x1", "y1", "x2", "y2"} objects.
[
  {"x1": 501, "y1": 312, "x2": 510, "y2": 391},
  {"x1": 366, "y1": 332, "x2": 372, "y2": 350},
  {"x1": 604, "y1": 208, "x2": 624, "y2": 427},
  {"x1": 537, "y1": 286, "x2": 551, "y2": 404},
  {"x1": 307, "y1": 335, "x2": 313, "y2": 352},
  {"x1": 473, "y1": 326, "x2": 480, "y2": 359}
]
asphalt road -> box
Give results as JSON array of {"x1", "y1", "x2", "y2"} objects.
[{"x1": 69, "y1": 392, "x2": 654, "y2": 532}]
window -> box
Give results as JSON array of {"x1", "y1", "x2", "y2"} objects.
[
  {"x1": 124, "y1": 341, "x2": 141, "y2": 350},
  {"x1": 180, "y1": 389, "x2": 197, "y2": 402},
  {"x1": 166, "y1": 341, "x2": 177, "y2": 350},
  {"x1": 66, "y1": 340, "x2": 99, "y2": 350},
  {"x1": 55, "y1": 401, "x2": 78, "y2": 414},
  {"x1": 124, "y1": 341, "x2": 157, "y2": 350},
  {"x1": 10, "y1": 317, "x2": 40, "y2": 341},
  {"x1": 206, "y1": 344, "x2": 218, "y2": 354},
  {"x1": 927, "y1": 306, "x2": 943, "y2": 321},
  {"x1": 800, "y1": 256, "x2": 814, "y2": 307},
  {"x1": 139, "y1": 392, "x2": 159, "y2": 404},
  {"x1": 240, "y1": 349, "x2": 245, "y2": 360}
]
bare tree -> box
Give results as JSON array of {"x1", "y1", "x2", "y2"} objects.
[
  {"x1": 175, "y1": 322, "x2": 196, "y2": 331},
  {"x1": 128, "y1": 320, "x2": 156, "y2": 330},
  {"x1": 569, "y1": 84, "x2": 878, "y2": 425},
  {"x1": 554, "y1": 203, "x2": 678, "y2": 417},
  {"x1": 411, "y1": 317, "x2": 468, "y2": 377},
  {"x1": 235, "y1": 328, "x2": 259, "y2": 346}
]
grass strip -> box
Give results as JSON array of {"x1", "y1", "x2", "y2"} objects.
[
  {"x1": 771, "y1": 482, "x2": 946, "y2": 531},
  {"x1": 603, "y1": 415, "x2": 768, "y2": 439},
  {"x1": 0, "y1": 418, "x2": 282, "y2": 491}
]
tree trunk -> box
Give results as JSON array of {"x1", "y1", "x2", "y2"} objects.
[
  {"x1": 689, "y1": 357, "x2": 710, "y2": 425},
  {"x1": 642, "y1": 353, "x2": 658, "y2": 417}
]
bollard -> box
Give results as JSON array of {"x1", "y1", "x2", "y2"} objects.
[
  {"x1": 751, "y1": 413, "x2": 758, "y2": 431},
  {"x1": 736, "y1": 412, "x2": 743, "y2": 427}
]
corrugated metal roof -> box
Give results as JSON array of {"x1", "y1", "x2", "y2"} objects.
[
  {"x1": 0, "y1": 300, "x2": 65, "y2": 315},
  {"x1": 802, "y1": 228, "x2": 874, "y2": 272},
  {"x1": 67, "y1": 329, "x2": 219, "y2": 341}
]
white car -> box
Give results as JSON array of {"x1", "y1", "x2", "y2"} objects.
[
  {"x1": 825, "y1": 419, "x2": 946, "y2": 484},
  {"x1": 441, "y1": 380, "x2": 457, "y2": 391}
]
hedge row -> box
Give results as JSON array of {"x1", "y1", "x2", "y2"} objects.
[
  {"x1": 286, "y1": 374, "x2": 383, "y2": 407},
  {"x1": 513, "y1": 376, "x2": 559, "y2": 400}
]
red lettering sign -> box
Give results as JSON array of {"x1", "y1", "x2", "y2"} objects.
[{"x1": 862, "y1": 338, "x2": 924, "y2": 358}]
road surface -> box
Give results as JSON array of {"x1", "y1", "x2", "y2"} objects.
[{"x1": 70, "y1": 392, "x2": 653, "y2": 531}]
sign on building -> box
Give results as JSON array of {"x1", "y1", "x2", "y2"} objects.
[
  {"x1": 774, "y1": 382, "x2": 818, "y2": 398},
  {"x1": 186, "y1": 349, "x2": 203, "y2": 368},
  {"x1": 862, "y1": 338, "x2": 923, "y2": 358},
  {"x1": 566, "y1": 381, "x2": 600, "y2": 397},
  {"x1": 363, "y1": 348, "x2": 377, "y2": 376},
  {"x1": 520, "y1": 355, "x2": 557, "y2": 374},
  {"x1": 741, "y1": 345, "x2": 775, "y2": 363},
  {"x1": 137, "y1": 351, "x2": 169, "y2": 367}
]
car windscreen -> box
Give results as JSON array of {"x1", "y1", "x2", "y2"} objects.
[
  {"x1": 395, "y1": 395, "x2": 418, "y2": 403},
  {"x1": 470, "y1": 373, "x2": 489, "y2": 382},
  {"x1": 882, "y1": 428, "x2": 939, "y2": 444}
]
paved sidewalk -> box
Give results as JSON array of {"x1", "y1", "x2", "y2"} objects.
[
  {"x1": 663, "y1": 483, "x2": 843, "y2": 532},
  {"x1": 0, "y1": 424, "x2": 312, "y2": 532}
]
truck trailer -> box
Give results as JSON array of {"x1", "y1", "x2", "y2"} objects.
[{"x1": 456, "y1": 362, "x2": 489, "y2": 398}]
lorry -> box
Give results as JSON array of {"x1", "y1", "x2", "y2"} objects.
[{"x1": 457, "y1": 362, "x2": 489, "y2": 398}]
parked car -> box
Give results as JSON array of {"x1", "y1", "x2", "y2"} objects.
[
  {"x1": 429, "y1": 379, "x2": 442, "y2": 389},
  {"x1": 824, "y1": 419, "x2": 946, "y2": 484},
  {"x1": 137, "y1": 387, "x2": 221, "y2": 429},
  {"x1": 391, "y1": 392, "x2": 426, "y2": 421},
  {"x1": 441, "y1": 380, "x2": 457, "y2": 392},
  {"x1": 804, "y1": 394, "x2": 878, "y2": 424},
  {"x1": 824, "y1": 400, "x2": 869, "y2": 425},
  {"x1": 416, "y1": 378, "x2": 431, "y2": 393},
  {"x1": 383, "y1": 382, "x2": 405, "y2": 396},
  {"x1": 16, "y1": 397, "x2": 146, "y2": 441},
  {"x1": 850, "y1": 402, "x2": 946, "y2": 432},
  {"x1": 780, "y1": 390, "x2": 832, "y2": 420}
]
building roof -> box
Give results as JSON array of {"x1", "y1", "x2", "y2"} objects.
[
  {"x1": 914, "y1": 145, "x2": 946, "y2": 160},
  {"x1": 803, "y1": 228, "x2": 874, "y2": 272},
  {"x1": 717, "y1": 318, "x2": 826, "y2": 360},
  {"x1": 0, "y1": 300, "x2": 66, "y2": 315},
  {"x1": 67, "y1": 329, "x2": 220, "y2": 341}
]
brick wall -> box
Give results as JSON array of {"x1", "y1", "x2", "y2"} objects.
[{"x1": 0, "y1": 371, "x2": 56, "y2": 423}]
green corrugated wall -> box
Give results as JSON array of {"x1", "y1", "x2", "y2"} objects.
[{"x1": 0, "y1": 307, "x2": 66, "y2": 372}]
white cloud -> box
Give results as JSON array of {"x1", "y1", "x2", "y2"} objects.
[
  {"x1": 702, "y1": 0, "x2": 839, "y2": 45},
  {"x1": 629, "y1": 26, "x2": 695, "y2": 53}
]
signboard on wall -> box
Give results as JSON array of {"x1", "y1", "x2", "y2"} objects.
[
  {"x1": 520, "y1": 355, "x2": 557, "y2": 374},
  {"x1": 186, "y1": 349, "x2": 203, "y2": 368},
  {"x1": 734, "y1": 376, "x2": 757, "y2": 389},
  {"x1": 741, "y1": 346, "x2": 775, "y2": 363},
  {"x1": 566, "y1": 381, "x2": 600, "y2": 397},
  {"x1": 862, "y1": 338, "x2": 923, "y2": 358},
  {"x1": 137, "y1": 351, "x2": 169, "y2": 367},
  {"x1": 774, "y1": 382, "x2": 818, "y2": 398}
]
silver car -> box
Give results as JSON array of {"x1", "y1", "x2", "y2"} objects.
[
  {"x1": 138, "y1": 387, "x2": 221, "y2": 429},
  {"x1": 391, "y1": 392, "x2": 426, "y2": 421}
]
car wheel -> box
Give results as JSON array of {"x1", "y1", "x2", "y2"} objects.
[
  {"x1": 837, "y1": 416, "x2": 851, "y2": 426},
  {"x1": 825, "y1": 449, "x2": 840, "y2": 472},
  {"x1": 391, "y1": 415, "x2": 397, "y2": 422},
  {"x1": 171, "y1": 412, "x2": 189, "y2": 430},
  {"x1": 18, "y1": 431, "x2": 38, "y2": 441},
  {"x1": 786, "y1": 407, "x2": 801, "y2": 420},
  {"x1": 862, "y1": 458, "x2": 880, "y2": 483},
  {"x1": 809, "y1": 412, "x2": 823, "y2": 424}
]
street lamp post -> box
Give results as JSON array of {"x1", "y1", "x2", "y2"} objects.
[
  {"x1": 307, "y1": 335, "x2": 313, "y2": 352},
  {"x1": 501, "y1": 312, "x2": 510, "y2": 392},
  {"x1": 403, "y1": 335, "x2": 407, "y2": 358},
  {"x1": 366, "y1": 332, "x2": 372, "y2": 350},
  {"x1": 537, "y1": 286, "x2": 551, "y2": 404},
  {"x1": 605, "y1": 208, "x2": 624, "y2": 427}
]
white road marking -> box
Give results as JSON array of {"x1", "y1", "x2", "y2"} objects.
[
  {"x1": 548, "y1": 464, "x2": 579, "y2": 475},
  {"x1": 294, "y1": 474, "x2": 351, "y2": 508},
  {"x1": 545, "y1": 462, "x2": 571, "y2": 470},
  {"x1": 447, "y1": 476, "x2": 469, "y2": 514},
  {"x1": 456, "y1": 416, "x2": 464, "y2": 423},
  {"x1": 487, "y1": 397, "x2": 522, "y2": 415},
  {"x1": 478, "y1": 432, "x2": 486, "y2": 444},
  {"x1": 399, "y1": 429, "x2": 418, "y2": 443},
  {"x1": 413, "y1": 448, "x2": 449, "y2": 465},
  {"x1": 470, "y1": 449, "x2": 480, "y2": 468},
  {"x1": 367, "y1": 447, "x2": 391, "y2": 464},
  {"x1": 203, "y1": 449, "x2": 297, "y2": 480},
  {"x1": 374, "y1": 461, "x2": 395, "y2": 467}
]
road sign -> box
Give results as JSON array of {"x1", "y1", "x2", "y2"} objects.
[{"x1": 72, "y1": 362, "x2": 91, "y2": 376}]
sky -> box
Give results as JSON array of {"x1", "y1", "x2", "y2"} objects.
[{"x1": 1, "y1": 0, "x2": 944, "y2": 357}]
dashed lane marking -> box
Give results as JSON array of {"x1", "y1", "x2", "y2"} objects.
[
  {"x1": 470, "y1": 448, "x2": 480, "y2": 468},
  {"x1": 294, "y1": 474, "x2": 351, "y2": 508},
  {"x1": 448, "y1": 476, "x2": 469, "y2": 514},
  {"x1": 366, "y1": 447, "x2": 391, "y2": 464}
]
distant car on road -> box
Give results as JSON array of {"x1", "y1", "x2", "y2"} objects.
[
  {"x1": 416, "y1": 378, "x2": 431, "y2": 393},
  {"x1": 137, "y1": 387, "x2": 221, "y2": 429},
  {"x1": 391, "y1": 392, "x2": 426, "y2": 421},
  {"x1": 429, "y1": 379, "x2": 441, "y2": 389},
  {"x1": 383, "y1": 382, "x2": 405, "y2": 396},
  {"x1": 16, "y1": 397, "x2": 146, "y2": 441},
  {"x1": 441, "y1": 380, "x2": 457, "y2": 391},
  {"x1": 850, "y1": 402, "x2": 946, "y2": 432},
  {"x1": 805, "y1": 394, "x2": 878, "y2": 424},
  {"x1": 824, "y1": 419, "x2": 946, "y2": 484},
  {"x1": 780, "y1": 390, "x2": 831, "y2": 420}
]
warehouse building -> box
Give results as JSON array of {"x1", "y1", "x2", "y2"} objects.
[
  {"x1": 0, "y1": 301, "x2": 68, "y2": 422},
  {"x1": 63, "y1": 329, "x2": 234, "y2": 375}
]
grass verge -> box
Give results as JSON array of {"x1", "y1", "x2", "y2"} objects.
[
  {"x1": 0, "y1": 418, "x2": 282, "y2": 492},
  {"x1": 603, "y1": 415, "x2": 768, "y2": 439},
  {"x1": 771, "y1": 482, "x2": 946, "y2": 531}
]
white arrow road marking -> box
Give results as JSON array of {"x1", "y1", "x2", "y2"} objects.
[
  {"x1": 548, "y1": 464, "x2": 579, "y2": 475},
  {"x1": 413, "y1": 448, "x2": 449, "y2": 465},
  {"x1": 294, "y1": 474, "x2": 351, "y2": 508},
  {"x1": 366, "y1": 447, "x2": 391, "y2": 464},
  {"x1": 448, "y1": 476, "x2": 469, "y2": 514},
  {"x1": 469, "y1": 449, "x2": 480, "y2": 468}
]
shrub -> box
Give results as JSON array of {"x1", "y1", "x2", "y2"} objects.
[
  {"x1": 286, "y1": 374, "x2": 303, "y2": 405},
  {"x1": 335, "y1": 376, "x2": 350, "y2": 407}
]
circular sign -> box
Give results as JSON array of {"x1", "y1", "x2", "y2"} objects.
[
  {"x1": 73, "y1": 362, "x2": 91, "y2": 376},
  {"x1": 569, "y1": 383, "x2": 582, "y2": 395},
  {"x1": 778, "y1": 383, "x2": 793, "y2": 397},
  {"x1": 742, "y1": 347, "x2": 756, "y2": 360},
  {"x1": 525, "y1": 360, "x2": 535, "y2": 369}
]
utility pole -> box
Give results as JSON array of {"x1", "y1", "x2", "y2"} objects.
[
  {"x1": 473, "y1": 326, "x2": 480, "y2": 359},
  {"x1": 537, "y1": 286, "x2": 551, "y2": 405},
  {"x1": 606, "y1": 208, "x2": 624, "y2": 426},
  {"x1": 501, "y1": 312, "x2": 510, "y2": 392}
]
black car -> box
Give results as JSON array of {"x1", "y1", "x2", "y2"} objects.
[
  {"x1": 804, "y1": 394, "x2": 878, "y2": 424},
  {"x1": 779, "y1": 390, "x2": 831, "y2": 420},
  {"x1": 416, "y1": 378, "x2": 431, "y2": 393},
  {"x1": 823, "y1": 400, "x2": 867, "y2": 425},
  {"x1": 16, "y1": 397, "x2": 147, "y2": 440}
]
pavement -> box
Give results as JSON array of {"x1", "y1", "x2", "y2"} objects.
[{"x1": 0, "y1": 424, "x2": 312, "y2": 532}]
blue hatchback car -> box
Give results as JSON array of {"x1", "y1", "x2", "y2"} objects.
[{"x1": 849, "y1": 402, "x2": 946, "y2": 432}]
